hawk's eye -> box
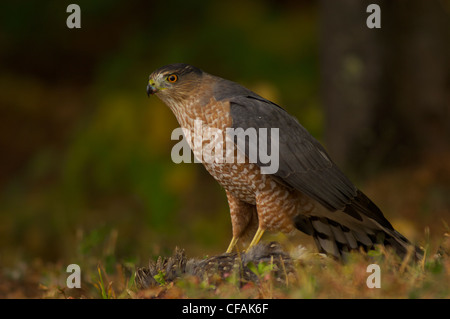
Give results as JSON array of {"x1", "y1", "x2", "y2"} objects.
[{"x1": 167, "y1": 74, "x2": 178, "y2": 83}]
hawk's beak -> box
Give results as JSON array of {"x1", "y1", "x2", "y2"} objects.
[{"x1": 146, "y1": 80, "x2": 158, "y2": 96}]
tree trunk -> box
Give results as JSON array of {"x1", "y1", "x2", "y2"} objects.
[{"x1": 320, "y1": 0, "x2": 450, "y2": 177}]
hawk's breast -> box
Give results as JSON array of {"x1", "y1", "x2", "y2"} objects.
[
  {"x1": 203, "y1": 161, "x2": 264, "y2": 205},
  {"x1": 170, "y1": 95, "x2": 267, "y2": 205}
]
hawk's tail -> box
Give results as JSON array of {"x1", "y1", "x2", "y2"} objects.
[{"x1": 294, "y1": 192, "x2": 423, "y2": 261}]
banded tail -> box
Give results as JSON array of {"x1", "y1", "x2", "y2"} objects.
[{"x1": 294, "y1": 190, "x2": 423, "y2": 260}]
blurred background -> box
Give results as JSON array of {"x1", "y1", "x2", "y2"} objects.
[{"x1": 0, "y1": 0, "x2": 449, "y2": 286}]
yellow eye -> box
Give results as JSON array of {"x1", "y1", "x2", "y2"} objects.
[{"x1": 167, "y1": 74, "x2": 178, "y2": 83}]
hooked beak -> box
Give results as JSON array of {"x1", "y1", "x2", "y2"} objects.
[{"x1": 146, "y1": 80, "x2": 158, "y2": 96}]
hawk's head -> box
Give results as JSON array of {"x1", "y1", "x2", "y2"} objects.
[{"x1": 147, "y1": 63, "x2": 204, "y2": 105}]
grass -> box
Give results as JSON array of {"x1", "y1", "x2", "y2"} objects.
[
  {"x1": 2, "y1": 228, "x2": 447, "y2": 299},
  {"x1": 135, "y1": 235, "x2": 449, "y2": 299}
]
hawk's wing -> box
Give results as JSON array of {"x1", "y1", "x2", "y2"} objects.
[{"x1": 227, "y1": 94, "x2": 394, "y2": 230}]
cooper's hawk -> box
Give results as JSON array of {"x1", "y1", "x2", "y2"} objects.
[{"x1": 146, "y1": 63, "x2": 421, "y2": 260}]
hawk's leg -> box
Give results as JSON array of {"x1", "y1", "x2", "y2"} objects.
[
  {"x1": 247, "y1": 227, "x2": 265, "y2": 251},
  {"x1": 225, "y1": 190, "x2": 258, "y2": 253},
  {"x1": 226, "y1": 236, "x2": 239, "y2": 253},
  {"x1": 245, "y1": 182, "x2": 300, "y2": 250}
]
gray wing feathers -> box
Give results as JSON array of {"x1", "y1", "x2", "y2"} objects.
[
  {"x1": 229, "y1": 96, "x2": 397, "y2": 229},
  {"x1": 228, "y1": 95, "x2": 358, "y2": 213}
]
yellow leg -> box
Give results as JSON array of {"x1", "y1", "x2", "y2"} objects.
[
  {"x1": 246, "y1": 227, "x2": 265, "y2": 251},
  {"x1": 226, "y1": 236, "x2": 239, "y2": 253}
]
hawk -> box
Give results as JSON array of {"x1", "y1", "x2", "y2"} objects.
[{"x1": 147, "y1": 63, "x2": 421, "y2": 260}]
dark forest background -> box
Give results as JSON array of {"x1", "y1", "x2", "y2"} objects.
[{"x1": 0, "y1": 0, "x2": 449, "y2": 284}]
